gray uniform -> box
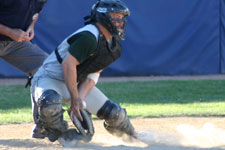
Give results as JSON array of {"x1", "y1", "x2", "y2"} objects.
[
  {"x1": 31, "y1": 24, "x2": 108, "y2": 124},
  {"x1": 31, "y1": 22, "x2": 135, "y2": 142}
]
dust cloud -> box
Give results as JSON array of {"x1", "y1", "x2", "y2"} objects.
[
  {"x1": 177, "y1": 122, "x2": 225, "y2": 148},
  {"x1": 134, "y1": 122, "x2": 225, "y2": 148}
]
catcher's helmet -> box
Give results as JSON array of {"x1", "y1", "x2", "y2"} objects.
[{"x1": 86, "y1": 0, "x2": 130, "y2": 40}]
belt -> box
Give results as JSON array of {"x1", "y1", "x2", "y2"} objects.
[{"x1": 0, "y1": 41, "x2": 12, "y2": 47}]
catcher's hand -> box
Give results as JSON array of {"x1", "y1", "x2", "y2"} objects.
[
  {"x1": 68, "y1": 109, "x2": 94, "y2": 142},
  {"x1": 70, "y1": 97, "x2": 84, "y2": 121}
]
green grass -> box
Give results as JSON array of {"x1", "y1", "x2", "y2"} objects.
[
  {"x1": 97, "y1": 80, "x2": 225, "y2": 117},
  {"x1": 0, "y1": 85, "x2": 32, "y2": 123},
  {"x1": 0, "y1": 80, "x2": 225, "y2": 124}
]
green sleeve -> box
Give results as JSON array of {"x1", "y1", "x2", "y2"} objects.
[{"x1": 68, "y1": 31, "x2": 97, "y2": 63}]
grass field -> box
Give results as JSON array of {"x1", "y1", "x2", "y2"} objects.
[{"x1": 0, "y1": 80, "x2": 225, "y2": 124}]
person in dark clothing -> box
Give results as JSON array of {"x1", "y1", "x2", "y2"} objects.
[{"x1": 0, "y1": 0, "x2": 48, "y2": 79}]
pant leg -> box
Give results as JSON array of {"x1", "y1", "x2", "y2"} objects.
[
  {"x1": 84, "y1": 86, "x2": 108, "y2": 115},
  {"x1": 1, "y1": 41, "x2": 48, "y2": 75},
  {"x1": 31, "y1": 67, "x2": 108, "y2": 122},
  {"x1": 30, "y1": 68, "x2": 70, "y2": 124}
]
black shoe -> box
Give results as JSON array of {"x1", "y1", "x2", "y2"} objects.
[
  {"x1": 32, "y1": 124, "x2": 48, "y2": 139},
  {"x1": 32, "y1": 121, "x2": 69, "y2": 142}
]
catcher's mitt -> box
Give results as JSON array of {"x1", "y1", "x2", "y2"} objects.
[{"x1": 68, "y1": 109, "x2": 94, "y2": 142}]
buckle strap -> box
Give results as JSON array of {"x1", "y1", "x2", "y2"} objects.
[
  {"x1": 25, "y1": 73, "x2": 33, "y2": 88},
  {"x1": 55, "y1": 48, "x2": 63, "y2": 64}
]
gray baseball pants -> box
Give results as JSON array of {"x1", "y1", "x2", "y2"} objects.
[{"x1": 30, "y1": 67, "x2": 108, "y2": 124}]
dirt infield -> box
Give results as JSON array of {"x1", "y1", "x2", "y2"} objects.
[
  {"x1": 1, "y1": 76, "x2": 225, "y2": 149},
  {"x1": 0, "y1": 117, "x2": 225, "y2": 150}
]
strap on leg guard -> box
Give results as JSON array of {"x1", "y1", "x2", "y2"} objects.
[
  {"x1": 97, "y1": 100, "x2": 136, "y2": 137},
  {"x1": 37, "y1": 89, "x2": 68, "y2": 142}
]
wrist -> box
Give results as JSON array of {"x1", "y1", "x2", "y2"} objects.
[
  {"x1": 72, "y1": 97, "x2": 81, "y2": 102},
  {"x1": 7, "y1": 28, "x2": 15, "y2": 39},
  {"x1": 0, "y1": 25, "x2": 13, "y2": 38}
]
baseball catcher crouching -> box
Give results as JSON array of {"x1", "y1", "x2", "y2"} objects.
[
  {"x1": 30, "y1": 0, "x2": 134, "y2": 147},
  {"x1": 97, "y1": 100, "x2": 136, "y2": 138}
]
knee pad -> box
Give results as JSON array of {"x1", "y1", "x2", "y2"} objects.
[
  {"x1": 97, "y1": 100, "x2": 135, "y2": 137},
  {"x1": 37, "y1": 89, "x2": 67, "y2": 134}
]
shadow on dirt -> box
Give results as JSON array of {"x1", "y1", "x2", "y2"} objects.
[
  {"x1": 83, "y1": 144, "x2": 225, "y2": 150},
  {"x1": 0, "y1": 139, "x2": 224, "y2": 150},
  {"x1": 0, "y1": 139, "x2": 58, "y2": 149}
]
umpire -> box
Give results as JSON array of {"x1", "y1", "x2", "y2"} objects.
[{"x1": 0, "y1": 0, "x2": 48, "y2": 78}]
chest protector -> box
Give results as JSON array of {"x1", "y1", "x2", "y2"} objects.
[{"x1": 77, "y1": 33, "x2": 121, "y2": 82}]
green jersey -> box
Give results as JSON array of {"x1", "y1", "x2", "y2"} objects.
[{"x1": 68, "y1": 31, "x2": 98, "y2": 64}]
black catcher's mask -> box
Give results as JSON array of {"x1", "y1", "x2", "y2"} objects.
[{"x1": 84, "y1": 0, "x2": 130, "y2": 40}]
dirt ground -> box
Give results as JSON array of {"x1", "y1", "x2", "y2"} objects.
[
  {"x1": 1, "y1": 76, "x2": 225, "y2": 150},
  {"x1": 0, "y1": 117, "x2": 225, "y2": 150}
]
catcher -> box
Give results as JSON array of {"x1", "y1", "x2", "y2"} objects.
[{"x1": 30, "y1": 0, "x2": 136, "y2": 146}]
